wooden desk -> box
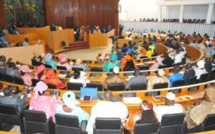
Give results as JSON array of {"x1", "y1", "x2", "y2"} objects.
[{"x1": 0, "y1": 131, "x2": 20, "y2": 134}]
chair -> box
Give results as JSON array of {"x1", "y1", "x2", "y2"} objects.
[
  {"x1": 172, "y1": 79, "x2": 185, "y2": 87},
  {"x1": 153, "y1": 82, "x2": 168, "y2": 89},
  {"x1": 187, "y1": 76, "x2": 197, "y2": 85},
  {"x1": 182, "y1": 57, "x2": 186, "y2": 64},
  {"x1": 47, "y1": 83, "x2": 57, "y2": 89},
  {"x1": 159, "y1": 113, "x2": 185, "y2": 134},
  {"x1": 94, "y1": 118, "x2": 122, "y2": 134},
  {"x1": 130, "y1": 83, "x2": 147, "y2": 90},
  {"x1": 55, "y1": 114, "x2": 87, "y2": 134},
  {"x1": 23, "y1": 110, "x2": 54, "y2": 134},
  {"x1": 107, "y1": 83, "x2": 125, "y2": 91},
  {"x1": 3, "y1": 74, "x2": 14, "y2": 83},
  {"x1": 95, "y1": 61, "x2": 104, "y2": 64},
  {"x1": 31, "y1": 59, "x2": 42, "y2": 66},
  {"x1": 57, "y1": 66, "x2": 67, "y2": 70},
  {"x1": 138, "y1": 66, "x2": 149, "y2": 70},
  {"x1": 91, "y1": 67, "x2": 103, "y2": 72},
  {"x1": 67, "y1": 82, "x2": 83, "y2": 90},
  {"x1": 13, "y1": 76, "x2": 25, "y2": 85},
  {"x1": 0, "y1": 104, "x2": 24, "y2": 133},
  {"x1": 44, "y1": 64, "x2": 52, "y2": 69},
  {"x1": 133, "y1": 122, "x2": 159, "y2": 134},
  {"x1": 210, "y1": 69, "x2": 215, "y2": 80},
  {"x1": 0, "y1": 72, "x2": 4, "y2": 81},
  {"x1": 199, "y1": 72, "x2": 210, "y2": 83},
  {"x1": 83, "y1": 60, "x2": 92, "y2": 64},
  {"x1": 202, "y1": 114, "x2": 215, "y2": 131},
  {"x1": 31, "y1": 79, "x2": 40, "y2": 86},
  {"x1": 86, "y1": 83, "x2": 103, "y2": 91},
  {"x1": 72, "y1": 67, "x2": 84, "y2": 71}
]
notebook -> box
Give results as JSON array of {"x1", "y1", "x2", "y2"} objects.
[{"x1": 80, "y1": 87, "x2": 98, "y2": 99}]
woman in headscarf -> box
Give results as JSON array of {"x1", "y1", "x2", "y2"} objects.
[
  {"x1": 58, "y1": 54, "x2": 72, "y2": 70},
  {"x1": 72, "y1": 59, "x2": 90, "y2": 71},
  {"x1": 125, "y1": 100, "x2": 157, "y2": 133},
  {"x1": 194, "y1": 60, "x2": 207, "y2": 79},
  {"x1": 69, "y1": 70, "x2": 90, "y2": 87},
  {"x1": 43, "y1": 69, "x2": 65, "y2": 89},
  {"x1": 146, "y1": 43, "x2": 155, "y2": 58},
  {"x1": 56, "y1": 91, "x2": 89, "y2": 123},
  {"x1": 44, "y1": 53, "x2": 57, "y2": 69},
  {"x1": 29, "y1": 81, "x2": 62, "y2": 120},
  {"x1": 150, "y1": 56, "x2": 163, "y2": 70},
  {"x1": 34, "y1": 64, "x2": 46, "y2": 80},
  {"x1": 103, "y1": 54, "x2": 121, "y2": 72},
  {"x1": 98, "y1": 49, "x2": 109, "y2": 61},
  {"x1": 20, "y1": 65, "x2": 32, "y2": 87}
]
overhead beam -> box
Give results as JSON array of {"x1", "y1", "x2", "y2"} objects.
[{"x1": 157, "y1": 0, "x2": 215, "y2": 6}]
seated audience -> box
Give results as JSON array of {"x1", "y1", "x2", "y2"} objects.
[
  {"x1": 0, "y1": 33, "x2": 9, "y2": 47},
  {"x1": 168, "y1": 65, "x2": 183, "y2": 86},
  {"x1": 126, "y1": 69, "x2": 147, "y2": 90},
  {"x1": 72, "y1": 59, "x2": 90, "y2": 71},
  {"x1": 183, "y1": 63, "x2": 195, "y2": 84},
  {"x1": 86, "y1": 90, "x2": 128, "y2": 134},
  {"x1": 123, "y1": 59, "x2": 136, "y2": 71},
  {"x1": 174, "y1": 49, "x2": 182, "y2": 64},
  {"x1": 153, "y1": 92, "x2": 184, "y2": 122},
  {"x1": 34, "y1": 64, "x2": 46, "y2": 80},
  {"x1": 43, "y1": 69, "x2": 65, "y2": 89},
  {"x1": 58, "y1": 54, "x2": 72, "y2": 71},
  {"x1": 162, "y1": 52, "x2": 174, "y2": 67},
  {"x1": 103, "y1": 66, "x2": 126, "y2": 90},
  {"x1": 150, "y1": 56, "x2": 163, "y2": 70},
  {"x1": 122, "y1": 43, "x2": 129, "y2": 53},
  {"x1": 29, "y1": 81, "x2": 62, "y2": 120},
  {"x1": 0, "y1": 61, "x2": 6, "y2": 74},
  {"x1": 44, "y1": 53, "x2": 57, "y2": 69},
  {"x1": 0, "y1": 86, "x2": 28, "y2": 112},
  {"x1": 20, "y1": 65, "x2": 32, "y2": 87},
  {"x1": 204, "y1": 57, "x2": 212, "y2": 73},
  {"x1": 56, "y1": 91, "x2": 89, "y2": 123},
  {"x1": 103, "y1": 54, "x2": 121, "y2": 72},
  {"x1": 125, "y1": 100, "x2": 157, "y2": 133},
  {"x1": 147, "y1": 69, "x2": 170, "y2": 90},
  {"x1": 0, "y1": 55, "x2": 7, "y2": 64},
  {"x1": 6, "y1": 62, "x2": 19, "y2": 77},
  {"x1": 32, "y1": 51, "x2": 43, "y2": 63},
  {"x1": 127, "y1": 44, "x2": 134, "y2": 53},
  {"x1": 116, "y1": 51, "x2": 124, "y2": 60},
  {"x1": 146, "y1": 43, "x2": 155, "y2": 58},
  {"x1": 69, "y1": 70, "x2": 90, "y2": 87},
  {"x1": 23, "y1": 38, "x2": 29, "y2": 46},
  {"x1": 98, "y1": 49, "x2": 109, "y2": 61},
  {"x1": 185, "y1": 87, "x2": 215, "y2": 129},
  {"x1": 194, "y1": 60, "x2": 207, "y2": 80}
]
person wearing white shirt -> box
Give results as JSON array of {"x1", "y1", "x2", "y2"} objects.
[
  {"x1": 174, "y1": 49, "x2": 182, "y2": 64},
  {"x1": 69, "y1": 70, "x2": 90, "y2": 87},
  {"x1": 194, "y1": 60, "x2": 207, "y2": 80},
  {"x1": 153, "y1": 92, "x2": 184, "y2": 122},
  {"x1": 86, "y1": 91, "x2": 128, "y2": 134}
]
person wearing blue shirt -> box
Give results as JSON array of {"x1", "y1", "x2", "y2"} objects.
[
  {"x1": 44, "y1": 53, "x2": 57, "y2": 69},
  {"x1": 127, "y1": 45, "x2": 134, "y2": 53},
  {"x1": 168, "y1": 65, "x2": 183, "y2": 86},
  {"x1": 122, "y1": 43, "x2": 129, "y2": 53},
  {"x1": 56, "y1": 91, "x2": 89, "y2": 123}
]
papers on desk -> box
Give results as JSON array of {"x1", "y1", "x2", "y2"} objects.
[
  {"x1": 123, "y1": 97, "x2": 142, "y2": 104},
  {"x1": 29, "y1": 69, "x2": 34, "y2": 73},
  {"x1": 58, "y1": 74, "x2": 67, "y2": 78}
]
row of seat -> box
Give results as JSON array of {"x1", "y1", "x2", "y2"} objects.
[{"x1": 0, "y1": 103, "x2": 215, "y2": 134}]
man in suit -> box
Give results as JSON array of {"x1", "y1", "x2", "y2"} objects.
[
  {"x1": 183, "y1": 63, "x2": 195, "y2": 84},
  {"x1": 0, "y1": 86, "x2": 28, "y2": 112}
]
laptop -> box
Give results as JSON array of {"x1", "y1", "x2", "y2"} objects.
[{"x1": 80, "y1": 87, "x2": 98, "y2": 99}]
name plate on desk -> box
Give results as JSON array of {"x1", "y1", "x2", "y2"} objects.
[
  {"x1": 120, "y1": 93, "x2": 136, "y2": 97},
  {"x1": 205, "y1": 82, "x2": 214, "y2": 88},
  {"x1": 169, "y1": 89, "x2": 181, "y2": 94},
  {"x1": 90, "y1": 73, "x2": 102, "y2": 77},
  {"x1": 188, "y1": 86, "x2": 199, "y2": 92},
  {"x1": 145, "y1": 91, "x2": 160, "y2": 96},
  {"x1": 123, "y1": 97, "x2": 142, "y2": 104}
]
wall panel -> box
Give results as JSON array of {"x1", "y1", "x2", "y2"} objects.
[
  {"x1": 0, "y1": 0, "x2": 7, "y2": 28},
  {"x1": 44, "y1": 0, "x2": 119, "y2": 35}
]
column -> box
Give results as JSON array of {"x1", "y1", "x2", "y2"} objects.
[
  {"x1": 158, "y1": 6, "x2": 162, "y2": 22},
  {"x1": 206, "y1": 3, "x2": 214, "y2": 24},
  {"x1": 179, "y1": 5, "x2": 184, "y2": 23}
]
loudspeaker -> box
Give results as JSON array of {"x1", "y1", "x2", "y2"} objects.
[{"x1": 66, "y1": 16, "x2": 74, "y2": 28}]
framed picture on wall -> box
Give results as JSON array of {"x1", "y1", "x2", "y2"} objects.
[{"x1": 14, "y1": 9, "x2": 34, "y2": 27}]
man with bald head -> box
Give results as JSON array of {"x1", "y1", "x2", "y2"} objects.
[
  {"x1": 168, "y1": 65, "x2": 183, "y2": 86},
  {"x1": 86, "y1": 90, "x2": 128, "y2": 134},
  {"x1": 183, "y1": 63, "x2": 195, "y2": 84}
]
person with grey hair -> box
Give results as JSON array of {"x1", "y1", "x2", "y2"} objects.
[{"x1": 0, "y1": 61, "x2": 6, "y2": 74}]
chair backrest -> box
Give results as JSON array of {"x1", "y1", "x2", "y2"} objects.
[
  {"x1": 67, "y1": 82, "x2": 83, "y2": 90},
  {"x1": 56, "y1": 66, "x2": 67, "y2": 70},
  {"x1": 210, "y1": 69, "x2": 215, "y2": 80},
  {"x1": 0, "y1": 72, "x2": 4, "y2": 81},
  {"x1": 44, "y1": 64, "x2": 52, "y2": 69},
  {"x1": 94, "y1": 118, "x2": 122, "y2": 134},
  {"x1": 13, "y1": 76, "x2": 25, "y2": 85},
  {"x1": 31, "y1": 79, "x2": 40, "y2": 86},
  {"x1": 202, "y1": 114, "x2": 215, "y2": 131},
  {"x1": 91, "y1": 67, "x2": 103, "y2": 72},
  {"x1": 172, "y1": 79, "x2": 185, "y2": 87},
  {"x1": 23, "y1": 110, "x2": 52, "y2": 134},
  {"x1": 107, "y1": 83, "x2": 125, "y2": 91},
  {"x1": 134, "y1": 122, "x2": 159, "y2": 134},
  {"x1": 138, "y1": 66, "x2": 150, "y2": 70},
  {"x1": 153, "y1": 82, "x2": 168, "y2": 89},
  {"x1": 188, "y1": 76, "x2": 197, "y2": 85},
  {"x1": 86, "y1": 83, "x2": 103, "y2": 91},
  {"x1": 55, "y1": 114, "x2": 80, "y2": 134},
  {"x1": 3, "y1": 74, "x2": 14, "y2": 83},
  {"x1": 46, "y1": 83, "x2": 57, "y2": 89},
  {"x1": 31, "y1": 59, "x2": 42, "y2": 66},
  {"x1": 182, "y1": 57, "x2": 186, "y2": 64},
  {"x1": 159, "y1": 113, "x2": 185, "y2": 134},
  {"x1": 199, "y1": 72, "x2": 210, "y2": 82},
  {"x1": 130, "y1": 83, "x2": 147, "y2": 90},
  {"x1": 72, "y1": 67, "x2": 84, "y2": 71}
]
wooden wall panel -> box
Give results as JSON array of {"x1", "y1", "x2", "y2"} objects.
[
  {"x1": 44, "y1": 0, "x2": 119, "y2": 35},
  {"x1": 0, "y1": 0, "x2": 7, "y2": 29}
]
